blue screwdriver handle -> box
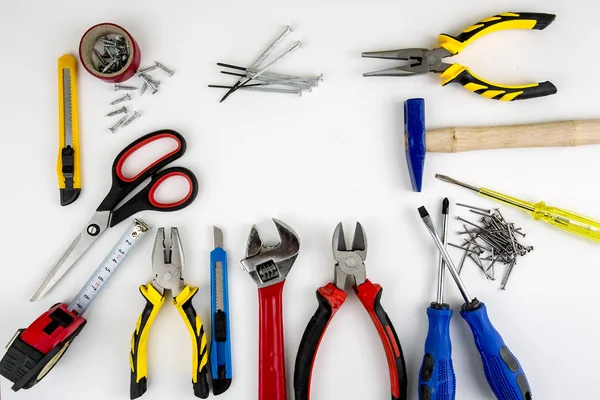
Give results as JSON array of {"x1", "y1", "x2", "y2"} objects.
[
  {"x1": 418, "y1": 306, "x2": 456, "y2": 400},
  {"x1": 460, "y1": 303, "x2": 532, "y2": 400},
  {"x1": 210, "y1": 246, "x2": 233, "y2": 395}
]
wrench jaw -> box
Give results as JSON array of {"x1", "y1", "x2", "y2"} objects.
[{"x1": 241, "y1": 219, "x2": 301, "y2": 289}]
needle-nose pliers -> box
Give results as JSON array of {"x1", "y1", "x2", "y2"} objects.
[
  {"x1": 293, "y1": 222, "x2": 408, "y2": 400},
  {"x1": 362, "y1": 12, "x2": 557, "y2": 101}
]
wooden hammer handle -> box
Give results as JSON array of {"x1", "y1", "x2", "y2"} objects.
[{"x1": 426, "y1": 120, "x2": 600, "y2": 153}]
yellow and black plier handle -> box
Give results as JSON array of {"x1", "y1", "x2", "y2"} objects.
[
  {"x1": 129, "y1": 283, "x2": 210, "y2": 399},
  {"x1": 362, "y1": 12, "x2": 557, "y2": 101}
]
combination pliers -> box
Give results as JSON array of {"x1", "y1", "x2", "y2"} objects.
[
  {"x1": 363, "y1": 12, "x2": 557, "y2": 101},
  {"x1": 293, "y1": 222, "x2": 408, "y2": 400},
  {"x1": 130, "y1": 227, "x2": 209, "y2": 399}
]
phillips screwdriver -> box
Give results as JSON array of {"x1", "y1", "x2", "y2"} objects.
[
  {"x1": 419, "y1": 206, "x2": 532, "y2": 400},
  {"x1": 418, "y1": 198, "x2": 456, "y2": 400},
  {"x1": 436, "y1": 174, "x2": 600, "y2": 243}
]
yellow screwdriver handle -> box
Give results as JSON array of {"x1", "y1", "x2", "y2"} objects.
[
  {"x1": 532, "y1": 202, "x2": 600, "y2": 242},
  {"x1": 479, "y1": 188, "x2": 600, "y2": 242}
]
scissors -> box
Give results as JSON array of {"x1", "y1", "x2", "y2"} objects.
[{"x1": 30, "y1": 129, "x2": 198, "y2": 301}]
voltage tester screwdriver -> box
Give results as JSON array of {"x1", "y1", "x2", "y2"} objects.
[
  {"x1": 0, "y1": 220, "x2": 149, "y2": 391},
  {"x1": 418, "y1": 198, "x2": 456, "y2": 400},
  {"x1": 436, "y1": 174, "x2": 600, "y2": 242},
  {"x1": 419, "y1": 206, "x2": 532, "y2": 400}
]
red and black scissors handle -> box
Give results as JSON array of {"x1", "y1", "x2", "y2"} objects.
[
  {"x1": 96, "y1": 129, "x2": 199, "y2": 227},
  {"x1": 294, "y1": 280, "x2": 407, "y2": 400}
]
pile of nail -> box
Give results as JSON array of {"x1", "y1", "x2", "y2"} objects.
[
  {"x1": 92, "y1": 35, "x2": 130, "y2": 75},
  {"x1": 107, "y1": 62, "x2": 175, "y2": 133},
  {"x1": 450, "y1": 204, "x2": 533, "y2": 290},
  {"x1": 210, "y1": 25, "x2": 323, "y2": 102}
]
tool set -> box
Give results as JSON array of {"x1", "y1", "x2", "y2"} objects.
[
  {"x1": 294, "y1": 222, "x2": 407, "y2": 400},
  {"x1": 211, "y1": 26, "x2": 323, "y2": 101},
  {"x1": 130, "y1": 227, "x2": 209, "y2": 399},
  {"x1": 363, "y1": 12, "x2": 557, "y2": 101},
  {"x1": 30, "y1": 130, "x2": 198, "y2": 301},
  {"x1": 7, "y1": 8, "x2": 598, "y2": 399},
  {"x1": 56, "y1": 54, "x2": 81, "y2": 206},
  {"x1": 210, "y1": 227, "x2": 233, "y2": 395},
  {"x1": 419, "y1": 207, "x2": 532, "y2": 400},
  {"x1": 403, "y1": 98, "x2": 600, "y2": 192},
  {"x1": 0, "y1": 219, "x2": 149, "y2": 391},
  {"x1": 451, "y1": 204, "x2": 532, "y2": 289},
  {"x1": 241, "y1": 219, "x2": 300, "y2": 400}
]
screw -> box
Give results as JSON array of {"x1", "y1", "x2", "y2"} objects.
[
  {"x1": 109, "y1": 115, "x2": 128, "y2": 133},
  {"x1": 155, "y1": 61, "x2": 175, "y2": 76},
  {"x1": 140, "y1": 82, "x2": 148, "y2": 96},
  {"x1": 110, "y1": 94, "x2": 131, "y2": 105},
  {"x1": 122, "y1": 111, "x2": 141, "y2": 127},
  {"x1": 139, "y1": 74, "x2": 159, "y2": 94},
  {"x1": 93, "y1": 48, "x2": 107, "y2": 67},
  {"x1": 102, "y1": 60, "x2": 117, "y2": 73},
  {"x1": 106, "y1": 106, "x2": 128, "y2": 117},
  {"x1": 114, "y1": 84, "x2": 138, "y2": 92},
  {"x1": 138, "y1": 64, "x2": 159, "y2": 74}
]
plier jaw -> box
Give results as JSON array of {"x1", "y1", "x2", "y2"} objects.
[
  {"x1": 151, "y1": 227, "x2": 185, "y2": 296},
  {"x1": 332, "y1": 222, "x2": 368, "y2": 289},
  {"x1": 362, "y1": 48, "x2": 453, "y2": 77}
]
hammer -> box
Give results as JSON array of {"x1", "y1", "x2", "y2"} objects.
[{"x1": 405, "y1": 98, "x2": 600, "y2": 191}]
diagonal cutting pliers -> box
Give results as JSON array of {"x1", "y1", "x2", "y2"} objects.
[
  {"x1": 362, "y1": 12, "x2": 557, "y2": 101},
  {"x1": 293, "y1": 222, "x2": 408, "y2": 400},
  {"x1": 129, "y1": 227, "x2": 210, "y2": 399}
]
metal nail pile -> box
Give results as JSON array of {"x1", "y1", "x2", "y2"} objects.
[
  {"x1": 92, "y1": 35, "x2": 130, "y2": 75},
  {"x1": 450, "y1": 204, "x2": 533, "y2": 290},
  {"x1": 210, "y1": 25, "x2": 323, "y2": 102},
  {"x1": 106, "y1": 62, "x2": 175, "y2": 133}
]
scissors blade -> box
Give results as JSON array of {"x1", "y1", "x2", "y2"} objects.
[{"x1": 30, "y1": 211, "x2": 111, "y2": 301}]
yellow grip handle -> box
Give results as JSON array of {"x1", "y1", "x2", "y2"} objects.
[
  {"x1": 174, "y1": 285, "x2": 210, "y2": 399},
  {"x1": 438, "y1": 12, "x2": 556, "y2": 55},
  {"x1": 532, "y1": 202, "x2": 600, "y2": 243},
  {"x1": 130, "y1": 284, "x2": 164, "y2": 400},
  {"x1": 440, "y1": 64, "x2": 557, "y2": 101}
]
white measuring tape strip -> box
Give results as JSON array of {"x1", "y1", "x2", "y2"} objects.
[{"x1": 68, "y1": 219, "x2": 150, "y2": 315}]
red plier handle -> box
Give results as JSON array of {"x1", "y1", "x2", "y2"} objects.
[{"x1": 293, "y1": 280, "x2": 408, "y2": 400}]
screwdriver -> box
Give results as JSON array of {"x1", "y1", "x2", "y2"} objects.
[
  {"x1": 436, "y1": 174, "x2": 600, "y2": 243},
  {"x1": 418, "y1": 198, "x2": 456, "y2": 400},
  {"x1": 419, "y1": 206, "x2": 533, "y2": 400}
]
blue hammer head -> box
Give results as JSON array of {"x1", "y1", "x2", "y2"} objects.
[{"x1": 404, "y1": 98, "x2": 426, "y2": 192}]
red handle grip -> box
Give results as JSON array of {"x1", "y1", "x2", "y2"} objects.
[
  {"x1": 258, "y1": 282, "x2": 287, "y2": 400},
  {"x1": 355, "y1": 280, "x2": 408, "y2": 400}
]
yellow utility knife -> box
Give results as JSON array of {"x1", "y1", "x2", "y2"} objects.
[{"x1": 57, "y1": 54, "x2": 81, "y2": 206}]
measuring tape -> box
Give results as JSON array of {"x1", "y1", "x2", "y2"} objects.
[{"x1": 0, "y1": 219, "x2": 149, "y2": 392}]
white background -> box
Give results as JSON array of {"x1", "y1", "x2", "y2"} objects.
[{"x1": 0, "y1": 0, "x2": 598, "y2": 399}]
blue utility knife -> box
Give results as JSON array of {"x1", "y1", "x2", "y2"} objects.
[{"x1": 210, "y1": 226, "x2": 232, "y2": 395}]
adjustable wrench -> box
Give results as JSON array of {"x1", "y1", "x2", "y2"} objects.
[{"x1": 241, "y1": 219, "x2": 300, "y2": 400}]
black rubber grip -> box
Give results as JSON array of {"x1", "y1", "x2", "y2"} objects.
[
  {"x1": 447, "y1": 12, "x2": 556, "y2": 45},
  {"x1": 370, "y1": 290, "x2": 408, "y2": 400},
  {"x1": 180, "y1": 294, "x2": 209, "y2": 399},
  {"x1": 130, "y1": 300, "x2": 154, "y2": 400},
  {"x1": 294, "y1": 291, "x2": 335, "y2": 400}
]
